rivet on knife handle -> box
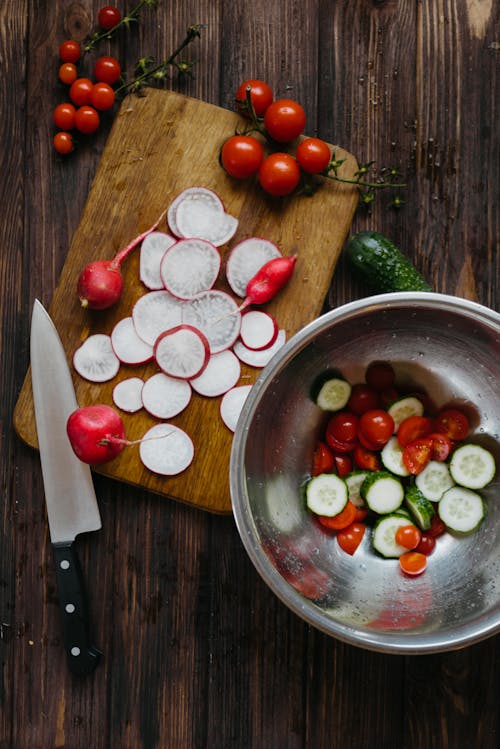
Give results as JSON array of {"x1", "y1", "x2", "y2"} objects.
[{"x1": 52, "y1": 542, "x2": 101, "y2": 676}]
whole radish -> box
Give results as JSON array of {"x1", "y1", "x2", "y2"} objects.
[
  {"x1": 241, "y1": 254, "x2": 297, "y2": 310},
  {"x1": 67, "y1": 404, "x2": 127, "y2": 464}
]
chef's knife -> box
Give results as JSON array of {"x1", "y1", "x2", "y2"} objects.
[{"x1": 30, "y1": 299, "x2": 102, "y2": 676}]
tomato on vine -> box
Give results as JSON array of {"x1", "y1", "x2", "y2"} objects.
[
  {"x1": 235, "y1": 79, "x2": 273, "y2": 117},
  {"x1": 53, "y1": 131, "x2": 74, "y2": 155},
  {"x1": 296, "y1": 138, "x2": 331, "y2": 174},
  {"x1": 59, "y1": 40, "x2": 81, "y2": 63},
  {"x1": 94, "y1": 56, "x2": 122, "y2": 85},
  {"x1": 263, "y1": 99, "x2": 306, "y2": 142},
  {"x1": 90, "y1": 82, "x2": 116, "y2": 111},
  {"x1": 98, "y1": 5, "x2": 122, "y2": 30},
  {"x1": 53, "y1": 103, "x2": 76, "y2": 130},
  {"x1": 221, "y1": 135, "x2": 264, "y2": 179},
  {"x1": 74, "y1": 105, "x2": 100, "y2": 134},
  {"x1": 58, "y1": 63, "x2": 78, "y2": 86},
  {"x1": 258, "y1": 153, "x2": 300, "y2": 196}
]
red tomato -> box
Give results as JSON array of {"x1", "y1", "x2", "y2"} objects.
[
  {"x1": 295, "y1": 138, "x2": 331, "y2": 174},
  {"x1": 395, "y1": 524, "x2": 422, "y2": 550},
  {"x1": 397, "y1": 415, "x2": 433, "y2": 447},
  {"x1": 379, "y1": 386, "x2": 400, "y2": 406},
  {"x1": 263, "y1": 99, "x2": 306, "y2": 142},
  {"x1": 221, "y1": 135, "x2": 264, "y2": 178},
  {"x1": 435, "y1": 408, "x2": 469, "y2": 441},
  {"x1": 359, "y1": 409, "x2": 394, "y2": 448},
  {"x1": 69, "y1": 78, "x2": 94, "y2": 106},
  {"x1": 354, "y1": 507, "x2": 369, "y2": 522},
  {"x1": 311, "y1": 441, "x2": 334, "y2": 476},
  {"x1": 333, "y1": 454, "x2": 352, "y2": 478},
  {"x1": 399, "y1": 551, "x2": 427, "y2": 576},
  {"x1": 416, "y1": 534, "x2": 436, "y2": 555},
  {"x1": 402, "y1": 436, "x2": 433, "y2": 474},
  {"x1": 98, "y1": 5, "x2": 122, "y2": 30},
  {"x1": 235, "y1": 79, "x2": 273, "y2": 117},
  {"x1": 337, "y1": 522, "x2": 366, "y2": 555},
  {"x1": 326, "y1": 411, "x2": 359, "y2": 444},
  {"x1": 74, "y1": 105, "x2": 100, "y2": 134},
  {"x1": 365, "y1": 361, "x2": 395, "y2": 391},
  {"x1": 325, "y1": 432, "x2": 356, "y2": 454},
  {"x1": 53, "y1": 131, "x2": 74, "y2": 155},
  {"x1": 427, "y1": 515, "x2": 447, "y2": 538},
  {"x1": 428, "y1": 432, "x2": 452, "y2": 461},
  {"x1": 347, "y1": 383, "x2": 380, "y2": 415},
  {"x1": 53, "y1": 102, "x2": 76, "y2": 130},
  {"x1": 258, "y1": 153, "x2": 300, "y2": 196},
  {"x1": 59, "y1": 62, "x2": 78, "y2": 85},
  {"x1": 59, "y1": 40, "x2": 81, "y2": 63},
  {"x1": 357, "y1": 429, "x2": 383, "y2": 451},
  {"x1": 94, "y1": 56, "x2": 122, "y2": 85},
  {"x1": 90, "y1": 82, "x2": 116, "y2": 111},
  {"x1": 353, "y1": 444, "x2": 381, "y2": 471},
  {"x1": 318, "y1": 501, "x2": 357, "y2": 531}
]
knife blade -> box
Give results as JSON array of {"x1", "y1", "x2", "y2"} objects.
[{"x1": 30, "y1": 299, "x2": 102, "y2": 676}]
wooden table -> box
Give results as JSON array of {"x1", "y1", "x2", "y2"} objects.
[{"x1": 1, "y1": 2, "x2": 498, "y2": 747}]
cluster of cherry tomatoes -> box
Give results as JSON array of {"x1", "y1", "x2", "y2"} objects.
[
  {"x1": 53, "y1": 6, "x2": 123, "y2": 154},
  {"x1": 220, "y1": 79, "x2": 333, "y2": 197}
]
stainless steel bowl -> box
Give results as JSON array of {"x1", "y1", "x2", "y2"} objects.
[{"x1": 230, "y1": 293, "x2": 500, "y2": 653}]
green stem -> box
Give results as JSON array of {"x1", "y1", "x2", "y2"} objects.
[
  {"x1": 83, "y1": 0, "x2": 154, "y2": 54},
  {"x1": 324, "y1": 172, "x2": 406, "y2": 189}
]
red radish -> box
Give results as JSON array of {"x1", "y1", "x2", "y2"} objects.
[
  {"x1": 182, "y1": 289, "x2": 241, "y2": 354},
  {"x1": 240, "y1": 310, "x2": 278, "y2": 350},
  {"x1": 226, "y1": 238, "x2": 282, "y2": 297},
  {"x1": 111, "y1": 316, "x2": 153, "y2": 365},
  {"x1": 132, "y1": 290, "x2": 184, "y2": 347},
  {"x1": 141, "y1": 372, "x2": 192, "y2": 419},
  {"x1": 112, "y1": 377, "x2": 144, "y2": 413},
  {"x1": 139, "y1": 423, "x2": 194, "y2": 475},
  {"x1": 220, "y1": 385, "x2": 253, "y2": 432},
  {"x1": 240, "y1": 255, "x2": 297, "y2": 311},
  {"x1": 190, "y1": 350, "x2": 241, "y2": 397},
  {"x1": 139, "y1": 231, "x2": 176, "y2": 290},
  {"x1": 67, "y1": 404, "x2": 127, "y2": 464},
  {"x1": 73, "y1": 333, "x2": 120, "y2": 382},
  {"x1": 160, "y1": 238, "x2": 221, "y2": 299},
  {"x1": 154, "y1": 324, "x2": 210, "y2": 379},
  {"x1": 78, "y1": 207, "x2": 167, "y2": 309},
  {"x1": 233, "y1": 329, "x2": 287, "y2": 368}
]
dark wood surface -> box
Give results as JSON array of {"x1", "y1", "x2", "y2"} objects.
[{"x1": 1, "y1": 1, "x2": 498, "y2": 747}]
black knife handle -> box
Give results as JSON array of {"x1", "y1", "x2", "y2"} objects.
[{"x1": 52, "y1": 542, "x2": 101, "y2": 676}]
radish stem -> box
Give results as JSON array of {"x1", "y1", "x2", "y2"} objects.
[{"x1": 110, "y1": 207, "x2": 168, "y2": 270}]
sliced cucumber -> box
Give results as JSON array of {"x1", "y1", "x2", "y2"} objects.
[
  {"x1": 415, "y1": 460, "x2": 455, "y2": 501},
  {"x1": 381, "y1": 436, "x2": 410, "y2": 476},
  {"x1": 438, "y1": 486, "x2": 485, "y2": 533},
  {"x1": 372, "y1": 514, "x2": 414, "y2": 558},
  {"x1": 404, "y1": 485, "x2": 435, "y2": 531},
  {"x1": 310, "y1": 370, "x2": 352, "y2": 411},
  {"x1": 345, "y1": 470, "x2": 369, "y2": 508},
  {"x1": 393, "y1": 507, "x2": 412, "y2": 521},
  {"x1": 306, "y1": 473, "x2": 348, "y2": 517},
  {"x1": 361, "y1": 471, "x2": 404, "y2": 514},
  {"x1": 449, "y1": 444, "x2": 496, "y2": 490},
  {"x1": 387, "y1": 396, "x2": 424, "y2": 431}
]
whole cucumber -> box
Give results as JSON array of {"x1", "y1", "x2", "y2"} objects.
[{"x1": 345, "y1": 231, "x2": 432, "y2": 292}]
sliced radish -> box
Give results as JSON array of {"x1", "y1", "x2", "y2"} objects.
[
  {"x1": 175, "y1": 199, "x2": 238, "y2": 247},
  {"x1": 154, "y1": 324, "x2": 210, "y2": 379},
  {"x1": 112, "y1": 377, "x2": 144, "y2": 413},
  {"x1": 226, "y1": 238, "x2": 282, "y2": 297},
  {"x1": 239, "y1": 310, "x2": 279, "y2": 351},
  {"x1": 190, "y1": 350, "x2": 241, "y2": 397},
  {"x1": 139, "y1": 231, "x2": 176, "y2": 290},
  {"x1": 139, "y1": 423, "x2": 194, "y2": 476},
  {"x1": 160, "y1": 238, "x2": 221, "y2": 299},
  {"x1": 132, "y1": 290, "x2": 184, "y2": 347},
  {"x1": 141, "y1": 372, "x2": 192, "y2": 419},
  {"x1": 111, "y1": 316, "x2": 154, "y2": 364},
  {"x1": 233, "y1": 329, "x2": 287, "y2": 368},
  {"x1": 167, "y1": 187, "x2": 225, "y2": 238},
  {"x1": 220, "y1": 385, "x2": 253, "y2": 432},
  {"x1": 73, "y1": 334, "x2": 120, "y2": 382},
  {"x1": 182, "y1": 290, "x2": 241, "y2": 354}
]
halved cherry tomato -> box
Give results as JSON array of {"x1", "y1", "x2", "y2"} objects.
[
  {"x1": 365, "y1": 361, "x2": 395, "y2": 390},
  {"x1": 347, "y1": 383, "x2": 380, "y2": 415},
  {"x1": 359, "y1": 409, "x2": 394, "y2": 448},
  {"x1": 337, "y1": 522, "x2": 366, "y2": 555},
  {"x1": 395, "y1": 524, "x2": 422, "y2": 550},
  {"x1": 415, "y1": 534, "x2": 436, "y2": 555},
  {"x1": 427, "y1": 515, "x2": 447, "y2": 538},
  {"x1": 435, "y1": 408, "x2": 469, "y2": 441},
  {"x1": 402, "y1": 436, "x2": 433, "y2": 474},
  {"x1": 397, "y1": 415, "x2": 433, "y2": 447},
  {"x1": 318, "y1": 501, "x2": 357, "y2": 530},
  {"x1": 327, "y1": 411, "x2": 359, "y2": 444},
  {"x1": 399, "y1": 551, "x2": 427, "y2": 576},
  {"x1": 333, "y1": 454, "x2": 352, "y2": 478},
  {"x1": 311, "y1": 440, "x2": 334, "y2": 476},
  {"x1": 353, "y1": 444, "x2": 381, "y2": 471},
  {"x1": 428, "y1": 432, "x2": 452, "y2": 461},
  {"x1": 235, "y1": 79, "x2": 273, "y2": 117}
]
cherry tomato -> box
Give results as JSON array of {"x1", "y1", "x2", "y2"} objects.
[
  {"x1": 399, "y1": 551, "x2": 427, "y2": 576},
  {"x1": 415, "y1": 534, "x2": 436, "y2": 555},
  {"x1": 354, "y1": 507, "x2": 369, "y2": 522},
  {"x1": 59, "y1": 40, "x2": 81, "y2": 64},
  {"x1": 98, "y1": 5, "x2": 122, "y2": 30},
  {"x1": 311, "y1": 440, "x2": 334, "y2": 476},
  {"x1": 90, "y1": 82, "x2": 116, "y2": 111},
  {"x1": 359, "y1": 409, "x2": 394, "y2": 448},
  {"x1": 428, "y1": 432, "x2": 452, "y2": 461},
  {"x1": 235, "y1": 79, "x2": 273, "y2": 117},
  {"x1": 347, "y1": 383, "x2": 380, "y2": 415},
  {"x1": 379, "y1": 386, "x2": 400, "y2": 406},
  {"x1": 263, "y1": 99, "x2": 306, "y2": 142},
  {"x1": 69, "y1": 78, "x2": 94, "y2": 106},
  {"x1": 221, "y1": 135, "x2": 264, "y2": 179},
  {"x1": 326, "y1": 411, "x2": 359, "y2": 444},
  {"x1": 402, "y1": 436, "x2": 433, "y2": 474},
  {"x1": 353, "y1": 444, "x2": 381, "y2": 471},
  {"x1": 435, "y1": 408, "x2": 469, "y2": 441},
  {"x1": 53, "y1": 131, "x2": 74, "y2": 154},
  {"x1": 58, "y1": 62, "x2": 78, "y2": 85},
  {"x1": 325, "y1": 431, "x2": 356, "y2": 454},
  {"x1": 357, "y1": 429, "x2": 383, "y2": 451},
  {"x1": 427, "y1": 515, "x2": 447, "y2": 538},
  {"x1": 295, "y1": 138, "x2": 331, "y2": 174},
  {"x1": 318, "y1": 500, "x2": 357, "y2": 531},
  {"x1": 333, "y1": 454, "x2": 352, "y2": 478},
  {"x1": 74, "y1": 105, "x2": 100, "y2": 134},
  {"x1": 397, "y1": 415, "x2": 433, "y2": 447},
  {"x1": 395, "y1": 524, "x2": 422, "y2": 550},
  {"x1": 53, "y1": 102, "x2": 76, "y2": 130},
  {"x1": 258, "y1": 153, "x2": 300, "y2": 196},
  {"x1": 337, "y1": 522, "x2": 366, "y2": 555},
  {"x1": 365, "y1": 361, "x2": 395, "y2": 391},
  {"x1": 94, "y1": 56, "x2": 122, "y2": 85}
]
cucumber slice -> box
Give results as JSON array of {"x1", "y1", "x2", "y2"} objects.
[
  {"x1": 361, "y1": 471, "x2": 404, "y2": 514},
  {"x1": 449, "y1": 444, "x2": 496, "y2": 490},
  {"x1": 310, "y1": 370, "x2": 351, "y2": 411},
  {"x1": 345, "y1": 470, "x2": 369, "y2": 508},
  {"x1": 372, "y1": 514, "x2": 414, "y2": 558},
  {"x1": 306, "y1": 473, "x2": 348, "y2": 517},
  {"x1": 415, "y1": 460, "x2": 455, "y2": 501},
  {"x1": 381, "y1": 436, "x2": 410, "y2": 476},
  {"x1": 387, "y1": 396, "x2": 424, "y2": 431},
  {"x1": 438, "y1": 486, "x2": 485, "y2": 533},
  {"x1": 404, "y1": 485, "x2": 435, "y2": 531}
]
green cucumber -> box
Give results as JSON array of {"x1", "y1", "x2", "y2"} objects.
[
  {"x1": 306, "y1": 473, "x2": 348, "y2": 517},
  {"x1": 381, "y1": 436, "x2": 410, "y2": 476},
  {"x1": 449, "y1": 444, "x2": 496, "y2": 490},
  {"x1": 387, "y1": 396, "x2": 424, "y2": 431},
  {"x1": 438, "y1": 486, "x2": 485, "y2": 534},
  {"x1": 415, "y1": 460, "x2": 455, "y2": 501},
  {"x1": 345, "y1": 231, "x2": 432, "y2": 293},
  {"x1": 310, "y1": 369, "x2": 352, "y2": 411},
  {"x1": 372, "y1": 514, "x2": 413, "y2": 558},
  {"x1": 404, "y1": 485, "x2": 435, "y2": 531},
  {"x1": 360, "y1": 471, "x2": 404, "y2": 514},
  {"x1": 345, "y1": 470, "x2": 369, "y2": 508}
]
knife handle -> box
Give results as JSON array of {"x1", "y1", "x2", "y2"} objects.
[{"x1": 52, "y1": 542, "x2": 101, "y2": 676}]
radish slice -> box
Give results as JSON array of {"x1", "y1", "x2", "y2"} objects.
[
  {"x1": 73, "y1": 334, "x2": 120, "y2": 382},
  {"x1": 141, "y1": 372, "x2": 192, "y2": 419},
  {"x1": 111, "y1": 316, "x2": 154, "y2": 364},
  {"x1": 160, "y1": 238, "x2": 221, "y2": 299},
  {"x1": 112, "y1": 377, "x2": 144, "y2": 413},
  {"x1": 139, "y1": 231, "x2": 176, "y2": 290},
  {"x1": 182, "y1": 290, "x2": 241, "y2": 354},
  {"x1": 154, "y1": 324, "x2": 210, "y2": 379},
  {"x1": 167, "y1": 187, "x2": 225, "y2": 238},
  {"x1": 190, "y1": 350, "x2": 241, "y2": 397},
  {"x1": 139, "y1": 423, "x2": 194, "y2": 476},
  {"x1": 132, "y1": 290, "x2": 184, "y2": 347},
  {"x1": 233, "y1": 329, "x2": 287, "y2": 368},
  {"x1": 220, "y1": 385, "x2": 253, "y2": 432},
  {"x1": 175, "y1": 199, "x2": 238, "y2": 247},
  {"x1": 240, "y1": 310, "x2": 279, "y2": 351},
  {"x1": 226, "y1": 238, "x2": 282, "y2": 297}
]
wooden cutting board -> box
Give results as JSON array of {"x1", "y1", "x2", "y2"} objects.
[{"x1": 14, "y1": 89, "x2": 359, "y2": 513}]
